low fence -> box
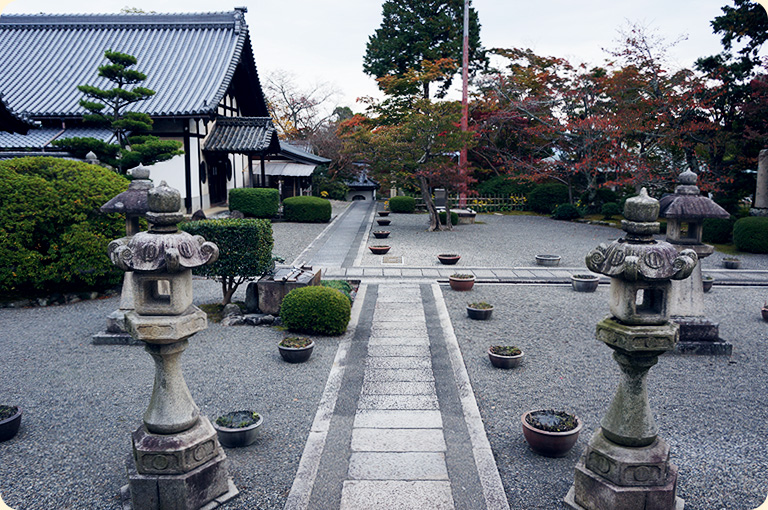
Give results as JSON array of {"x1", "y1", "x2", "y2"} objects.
[{"x1": 405, "y1": 194, "x2": 528, "y2": 213}]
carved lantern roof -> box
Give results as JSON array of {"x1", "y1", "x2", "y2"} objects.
[
  {"x1": 586, "y1": 188, "x2": 697, "y2": 282},
  {"x1": 658, "y1": 170, "x2": 730, "y2": 220},
  {"x1": 108, "y1": 181, "x2": 218, "y2": 273}
]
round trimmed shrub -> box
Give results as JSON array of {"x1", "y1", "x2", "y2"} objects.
[
  {"x1": 389, "y1": 196, "x2": 416, "y2": 213},
  {"x1": 527, "y1": 183, "x2": 569, "y2": 214},
  {"x1": 601, "y1": 202, "x2": 622, "y2": 219},
  {"x1": 438, "y1": 210, "x2": 459, "y2": 226},
  {"x1": 0, "y1": 157, "x2": 128, "y2": 296},
  {"x1": 283, "y1": 196, "x2": 332, "y2": 222},
  {"x1": 280, "y1": 285, "x2": 351, "y2": 335},
  {"x1": 229, "y1": 188, "x2": 279, "y2": 218},
  {"x1": 702, "y1": 217, "x2": 735, "y2": 244},
  {"x1": 476, "y1": 175, "x2": 535, "y2": 196},
  {"x1": 733, "y1": 217, "x2": 768, "y2": 253},
  {"x1": 552, "y1": 203, "x2": 582, "y2": 220}
]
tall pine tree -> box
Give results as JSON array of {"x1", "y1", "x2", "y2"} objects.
[{"x1": 363, "y1": 0, "x2": 485, "y2": 99}]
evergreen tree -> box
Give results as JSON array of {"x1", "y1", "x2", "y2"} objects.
[
  {"x1": 363, "y1": 0, "x2": 485, "y2": 99},
  {"x1": 54, "y1": 50, "x2": 182, "y2": 173}
]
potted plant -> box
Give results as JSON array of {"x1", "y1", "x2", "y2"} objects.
[
  {"x1": 378, "y1": 211, "x2": 390, "y2": 217},
  {"x1": 213, "y1": 410, "x2": 263, "y2": 448},
  {"x1": 437, "y1": 253, "x2": 461, "y2": 265},
  {"x1": 278, "y1": 336, "x2": 315, "y2": 363},
  {"x1": 369, "y1": 245, "x2": 391, "y2": 255},
  {"x1": 521, "y1": 409, "x2": 582, "y2": 457},
  {"x1": 571, "y1": 274, "x2": 599, "y2": 292},
  {"x1": 762, "y1": 302, "x2": 768, "y2": 322},
  {"x1": 448, "y1": 273, "x2": 475, "y2": 291},
  {"x1": 372, "y1": 230, "x2": 390, "y2": 239},
  {"x1": 376, "y1": 219, "x2": 391, "y2": 226},
  {"x1": 488, "y1": 345, "x2": 522, "y2": 368},
  {"x1": 702, "y1": 275, "x2": 714, "y2": 293},
  {"x1": 0, "y1": 405, "x2": 22, "y2": 442},
  {"x1": 467, "y1": 301, "x2": 493, "y2": 320},
  {"x1": 535, "y1": 254, "x2": 561, "y2": 267},
  {"x1": 723, "y1": 257, "x2": 741, "y2": 269}
]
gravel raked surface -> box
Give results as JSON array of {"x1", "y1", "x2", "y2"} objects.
[
  {"x1": 361, "y1": 211, "x2": 768, "y2": 271},
  {"x1": 0, "y1": 282, "x2": 344, "y2": 510},
  {"x1": 442, "y1": 282, "x2": 768, "y2": 510}
]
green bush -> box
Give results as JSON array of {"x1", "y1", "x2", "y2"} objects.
[
  {"x1": 283, "y1": 196, "x2": 332, "y2": 222},
  {"x1": 0, "y1": 157, "x2": 129, "y2": 296},
  {"x1": 601, "y1": 202, "x2": 622, "y2": 219},
  {"x1": 527, "y1": 183, "x2": 569, "y2": 214},
  {"x1": 389, "y1": 196, "x2": 416, "y2": 213},
  {"x1": 476, "y1": 175, "x2": 535, "y2": 196},
  {"x1": 312, "y1": 170, "x2": 349, "y2": 201},
  {"x1": 733, "y1": 217, "x2": 768, "y2": 253},
  {"x1": 552, "y1": 203, "x2": 582, "y2": 220},
  {"x1": 180, "y1": 218, "x2": 274, "y2": 303},
  {"x1": 228, "y1": 188, "x2": 279, "y2": 218},
  {"x1": 702, "y1": 217, "x2": 735, "y2": 244},
  {"x1": 438, "y1": 210, "x2": 459, "y2": 226},
  {"x1": 280, "y1": 285, "x2": 351, "y2": 335},
  {"x1": 322, "y1": 280, "x2": 353, "y2": 304}
]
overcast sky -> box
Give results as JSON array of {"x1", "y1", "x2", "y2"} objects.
[{"x1": 0, "y1": 1, "x2": 756, "y2": 112}]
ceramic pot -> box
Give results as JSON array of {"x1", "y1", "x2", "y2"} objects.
[
  {"x1": 467, "y1": 305, "x2": 493, "y2": 320},
  {"x1": 438, "y1": 254, "x2": 461, "y2": 265},
  {"x1": 487, "y1": 347, "x2": 522, "y2": 368},
  {"x1": 723, "y1": 259, "x2": 741, "y2": 269},
  {"x1": 278, "y1": 340, "x2": 315, "y2": 363},
  {"x1": 0, "y1": 406, "x2": 22, "y2": 442},
  {"x1": 369, "y1": 245, "x2": 391, "y2": 255},
  {"x1": 378, "y1": 211, "x2": 390, "y2": 217},
  {"x1": 536, "y1": 254, "x2": 561, "y2": 267},
  {"x1": 376, "y1": 219, "x2": 391, "y2": 226},
  {"x1": 762, "y1": 307, "x2": 768, "y2": 322},
  {"x1": 448, "y1": 275, "x2": 475, "y2": 291},
  {"x1": 571, "y1": 274, "x2": 599, "y2": 292},
  {"x1": 702, "y1": 277, "x2": 714, "y2": 293},
  {"x1": 521, "y1": 410, "x2": 582, "y2": 457},
  {"x1": 213, "y1": 412, "x2": 263, "y2": 448},
  {"x1": 372, "y1": 231, "x2": 390, "y2": 239}
]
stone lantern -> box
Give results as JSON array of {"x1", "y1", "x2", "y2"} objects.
[
  {"x1": 93, "y1": 165, "x2": 153, "y2": 345},
  {"x1": 565, "y1": 189, "x2": 697, "y2": 510},
  {"x1": 659, "y1": 169, "x2": 732, "y2": 355},
  {"x1": 108, "y1": 182, "x2": 239, "y2": 509}
]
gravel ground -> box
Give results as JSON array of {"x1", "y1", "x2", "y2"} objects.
[
  {"x1": 362, "y1": 211, "x2": 768, "y2": 271},
  {"x1": 442, "y1": 282, "x2": 768, "y2": 510},
  {"x1": 0, "y1": 280, "x2": 343, "y2": 510}
]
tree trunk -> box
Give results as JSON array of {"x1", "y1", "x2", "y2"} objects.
[
  {"x1": 419, "y1": 175, "x2": 440, "y2": 232},
  {"x1": 443, "y1": 202, "x2": 453, "y2": 231},
  {"x1": 221, "y1": 277, "x2": 236, "y2": 305}
]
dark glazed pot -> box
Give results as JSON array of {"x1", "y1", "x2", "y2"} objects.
[
  {"x1": 723, "y1": 259, "x2": 741, "y2": 269},
  {"x1": 372, "y1": 231, "x2": 390, "y2": 239},
  {"x1": 762, "y1": 307, "x2": 768, "y2": 322},
  {"x1": 521, "y1": 410, "x2": 582, "y2": 457},
  {"x1": 378, "y1": 211, "x2": 390, "y2": 217},
  {"x1": 487, "y1": 348, "x2": 522, "y2": 368},
  {"x1": 702, "y1": 276, "x2": 714, "y2": 293},
  {"x1": 376, "y1": 219, "x2": 391, "y2": 226},
  {"x1": 438, "y1": 254, "x2": 461, "y2": 265},
  {"x1": 536, "y1": 254, "x2": 561, "y2": 267},
  {"x1": 467, "y1": 305, "x2": 493, "y2": 320},
  {"x1": 571, "y1": 274, "x2": 599, "y2": 292},
  {"x1": 0, "y1": 406, "x2": 21, "y2": 442},
  {"x1": 278, "y1": 340, "x2": 315, "y2": 363},
  {"x1": 369, "y1": 245, "x2": 391, "y2": 255},
  {"x1": 213, "y1": 412, "x2": 263, "y2": 448}
]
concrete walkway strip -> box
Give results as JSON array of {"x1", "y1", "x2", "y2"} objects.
[
  {"x1": 283, "y1": 284, "x2": 368, "y2": 510},
  {"x1": 431, "y1": 283, "x2": 511, "y2": 510}
]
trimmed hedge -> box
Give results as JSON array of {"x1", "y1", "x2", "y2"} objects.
[
  {"x1": 527, "y1": 183, "x2": 569, "y2": 214},
  {"x1": 280, "y1": 285, "x2": 351, "y2": 335},
  {"x1": 553, "y1": 203, "x2": 582, "y2": 220},
  {"x1": 180, "y1": 218, "x2": 274, "y2": 303},
  {"x1": 283, "y1": 196, "x2": 332, "y2": 222},
  {"x1": 229, "y1": 187, "x2": 279, "y2": 218},
  {"x1": 601, "y1": 202, "x2": 622, "y2": 219},
  {"x1": 476, "y1": 175, "x2": 535, "y2": 196},
  {"x1": 438, "y1": 210, "x2": 459, "y2": 226},
  {"x1": 0, "y1": 157, "x2": 128, "y2": 296},
  {"x1": 389, "y1": 196, "x2": 416, "y2": 213},
  {"x1": 733, "y1": 217, "x2": 768, "y2": 253},
  {"x1": 322, "y1": 280, "x2": 353, "y2": 304},
  {"x1": 702, "y1": 217, "x2": 735, "y2": 244}
]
